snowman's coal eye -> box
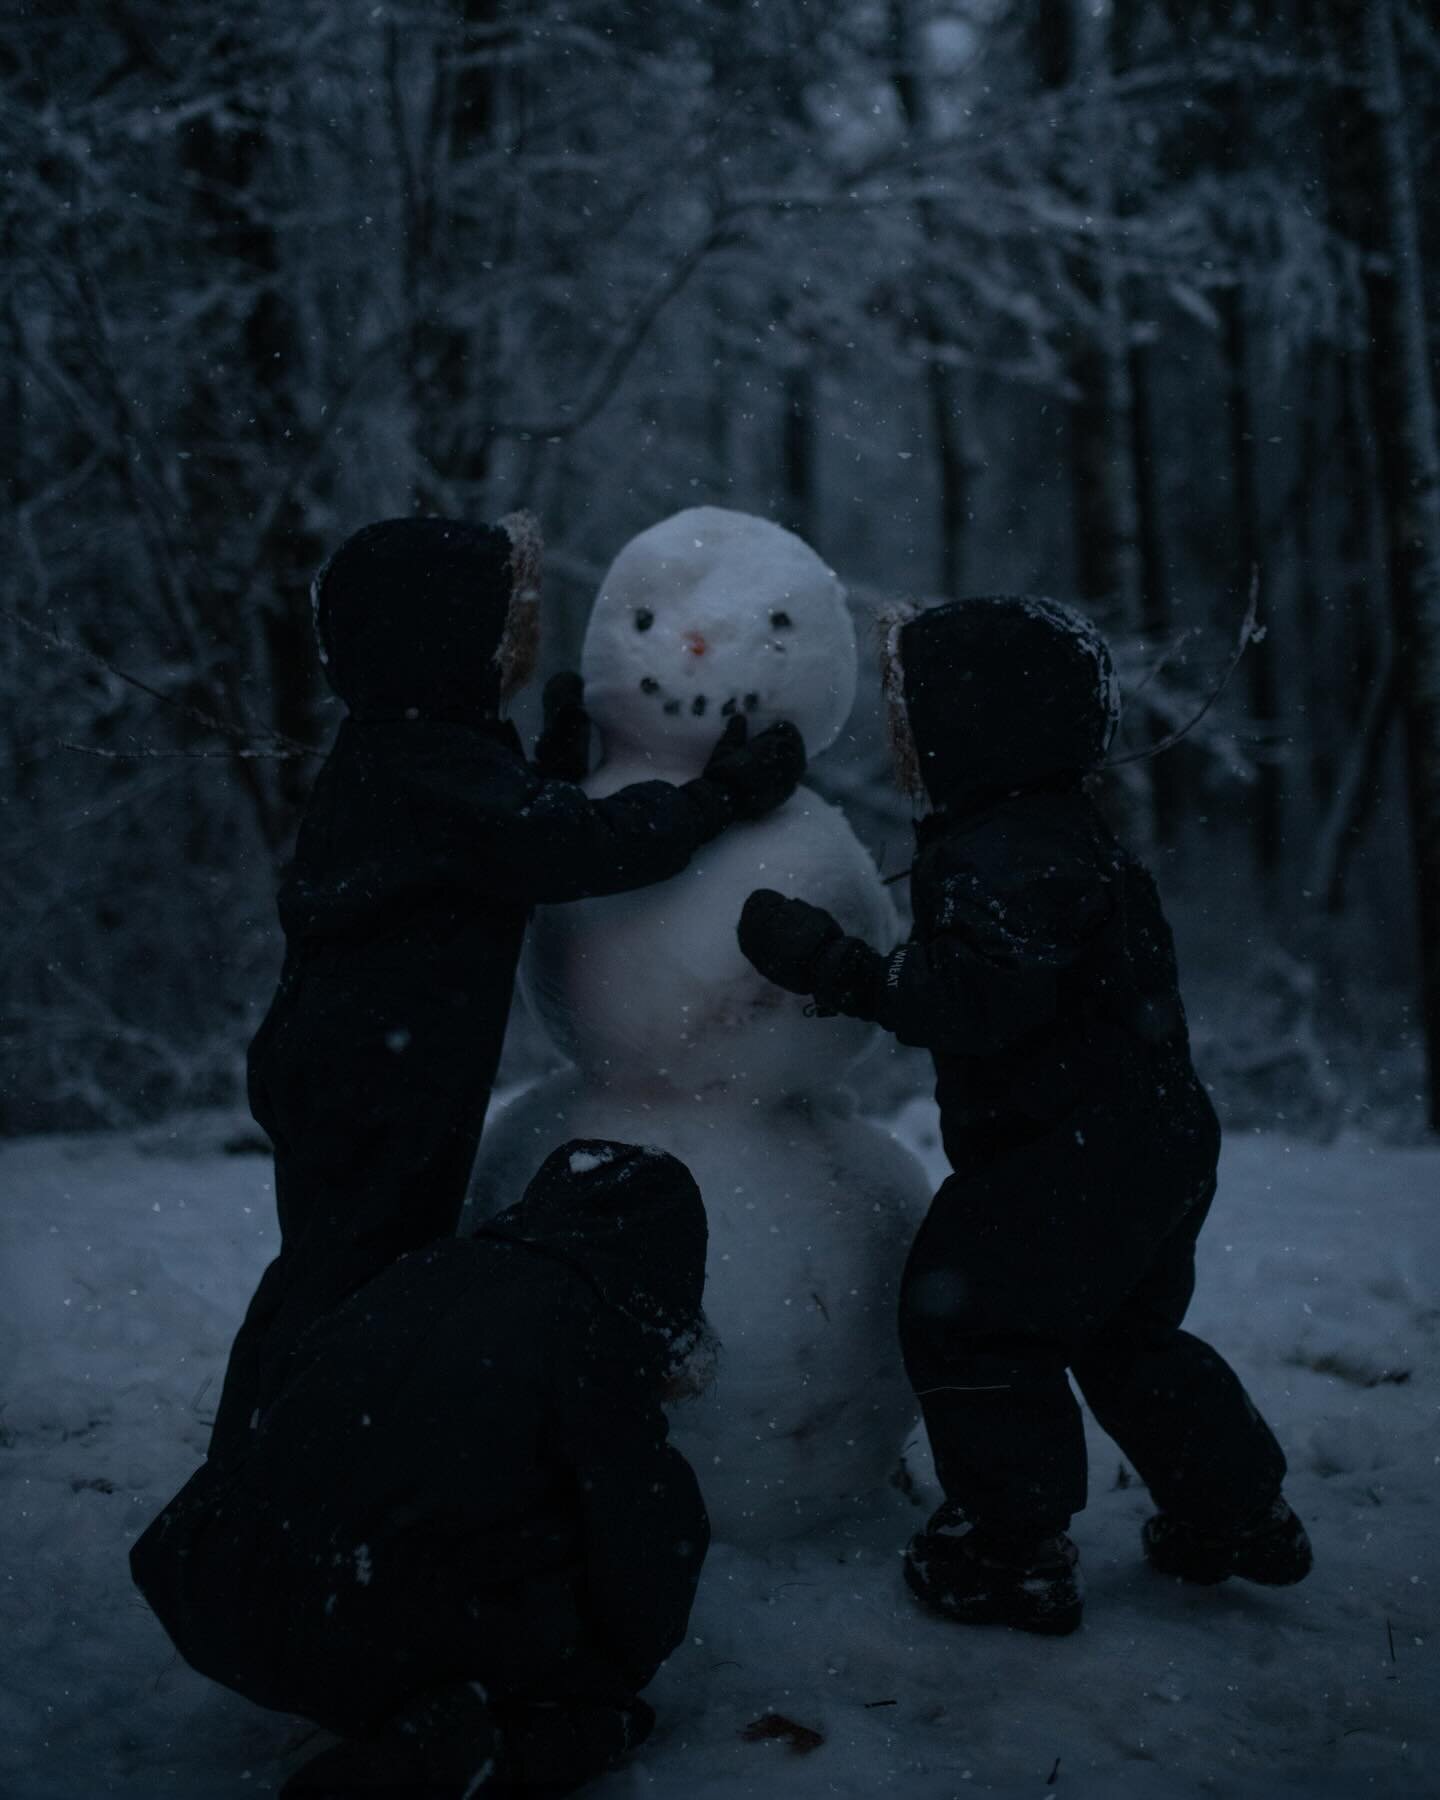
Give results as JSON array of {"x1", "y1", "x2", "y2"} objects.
[
  {"x1": 770, "y1": 610, "x2": 793, "y2": 630},
  {"x1": 634, "y1": 609, "x2": 655, "y2": 632}
]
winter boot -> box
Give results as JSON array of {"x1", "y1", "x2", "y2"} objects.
[
  {"x1": 903, "y1": 1504, "x2": 1083, "y2": 1636},
  {"x1": 1142, "y1": 1495, "x2": 1313, "y2": 1587},
  {"x1": 486, "y1": 1696, "x2": 655, "y2": 1794},
  {"x1": 281, "y1": 1680, "x2": 502, "y2": 1797}
]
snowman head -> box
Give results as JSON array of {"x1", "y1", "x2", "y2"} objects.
[{"x1": 583, "y1": 507, "x2": 856, "y2": 762}]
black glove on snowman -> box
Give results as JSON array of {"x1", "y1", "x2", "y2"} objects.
[
  {"x1": 700, "y1": 716, "x2": 807, "y2": 822},
  {"x1": 737, "y1": 888, "x2": 882, "y2": 1018},
  {"x1": 533, "y1": 671, "x2": 592, "y2": 783}
]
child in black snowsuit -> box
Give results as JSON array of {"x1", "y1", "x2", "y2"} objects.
[
  {"x1": 737, "y1": 595, "x2": 1311, "y2": 1636},
  {"x1": 132, "y1": 514, "x2": 805, "y2": 1792},
  {"x1": 205, "y1": 513, "x2": 803, "y2": 1464},
  {"x1": 134, "y1": 1138, "x2": 710, "y2": 1798}
]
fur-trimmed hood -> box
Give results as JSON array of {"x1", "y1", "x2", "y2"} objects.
[
  {"x1": 880, "y1": 595, "x2": 1120, "y2": 815},
  {"x1": 311, "y1": 512, "x2": 541, "y2": 723}
]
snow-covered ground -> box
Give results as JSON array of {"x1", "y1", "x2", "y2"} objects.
[{"x1": 0, "y1": 1102, "x2": 1434, "y2": 1799}]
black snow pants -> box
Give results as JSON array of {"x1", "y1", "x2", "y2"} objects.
[
  {"x1": 898, "y1": 1095, "x2": 1287, "y2": 1541},
  {"x1": 207, "y1": 909, "x2": 521, "y2": 1466}
]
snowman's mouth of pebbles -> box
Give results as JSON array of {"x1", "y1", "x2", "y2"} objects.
[{"x1": 637, "y1": 677, "x2": 765, "y2": 721}]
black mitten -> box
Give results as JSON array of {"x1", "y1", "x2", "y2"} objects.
[
  {"x1": 738, "y1": 889, "x2": 843, "y2": 993},
  {"x1": 698, "y1": 716, "x2": 807, "y2": 822},
  {"x1": 739, "y1": 889, "x2": 882, "y2": 1017},
  {"x1": 534, "y1": 671, "x2": 592, "y2": 782}
]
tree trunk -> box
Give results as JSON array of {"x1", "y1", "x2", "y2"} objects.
[
  {"x1": 890, "y1": 0, "x2": 976, "y2": 598},
  {"x1": 401, "y1": 0, "x2": 504, "y2": 512},
  {"x1": 781, "y1": 363, "x2": 818, "y2": 546},
  {"x1": 1034, "y1": 0, "x2": 1153, "y2": 846},
  {"x1": 1309, "y1": 646, "x2": 1398, "y2": 915},
  {"x1": 177, "y1": 71, "x2": 323, "y2": 857},
  {"x1": 1067, "y1": 298, "x2": 1144, "y2": 631},
  {"x1": 1219, "y1": 284, "x2": 1283, "y2": 894},
  {"x1": 1128, "y1": 330, "x2": 1178, "y2": 840},
  {"x1": 927, "y1": 362, "x2": 971, "y2": 596},
  {"x1": 1054, "y1": 2, "x2": 1145, "y2": 636},
  {"x1": 1295, "y1": 349, "x2": 1330, "y2": 814},
  {"x1": 1337, "y1": 347, "x2": 1387, "y2": 734},
  {"x1": 1353, "y1": 0, "x2": 1440, "y2": 1128}
]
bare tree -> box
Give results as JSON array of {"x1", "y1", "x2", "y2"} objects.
[{"x1": 1329, "y1": 0, "x2": 1440, "y2": 1125}]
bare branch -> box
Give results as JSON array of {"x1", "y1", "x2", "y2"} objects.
[
  {"x1": 2, "y1": 606, "x2": 319, "y2": 755},
  {"x1": 488, "y1": 218, "x2": 731, "y2": 442},
  {"x1": 1106, "y1": 568, "x2": 1261, "y2": 768},
  {"x1": 59, "y1": 741, "x2": 314, "y2": 762}
]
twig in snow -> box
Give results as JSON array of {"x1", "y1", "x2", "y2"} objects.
[{"x1": 739, "y1": 1714, "x2": 825, "y2": 1755}]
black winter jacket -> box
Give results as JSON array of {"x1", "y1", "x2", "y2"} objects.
[
  {"x1": 878, "y1": 787, "x2": 1212, "y2": 1174},
  {"x1": 130, "y1": 1141, "x2": 709, "y2": 1735},
  {"x1": 279, "y1": 514, "x2": 732, "y2": 1071},
  {"x1": 823, "y1": 596, "x2": 1217, "y2": 1175}
]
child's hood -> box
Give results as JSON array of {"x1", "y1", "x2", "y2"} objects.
[
  {"x1": 480, "y1": 1139, "x2": 708, "y2": 1358},
  {"x1": 311, "y1": 513, "x2": 541, "y2": 722},
  {"x1": 889, "y1": 595, "x2": 1120, "y2": 815}
]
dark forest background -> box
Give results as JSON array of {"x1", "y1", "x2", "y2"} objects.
[{"x1": 3, "y1": 0, "x2": 1438, "y2": 1139}]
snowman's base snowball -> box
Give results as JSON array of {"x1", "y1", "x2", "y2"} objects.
[{"x1": 466, "y1": 1074, "x2": 931, "y2": 1544}]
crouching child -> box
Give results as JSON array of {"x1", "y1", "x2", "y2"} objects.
[
  {"x1": 133, "y1": 1138, "x2": 709, "y2": 1798},
  {"x1": 736, "y1": 595, "x2": 1311, "y2": 1636}
]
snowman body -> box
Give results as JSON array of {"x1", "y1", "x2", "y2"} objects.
[{"x1": 467, "y1": 509, "x2": 929, "y2": 1540}]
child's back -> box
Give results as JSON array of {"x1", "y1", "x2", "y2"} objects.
[
  {"x1": 904, "y1": 780, "x2": 1215, "y2": 1180},
  {"x1": 739, "y1": 594, "x2": 1311, "y2": 1635},
  {"x1": 209, "y1": 515, "x2": 802, "y2": 1462}
]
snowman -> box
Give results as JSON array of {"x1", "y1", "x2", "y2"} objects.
[{"x1": 466, "y1": 507, "x2": 929, "y2": 1542}]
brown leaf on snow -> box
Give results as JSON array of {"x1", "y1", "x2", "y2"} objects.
[{"x1": 739, "y1": 1713, "x2": 825, "y2": 1755}]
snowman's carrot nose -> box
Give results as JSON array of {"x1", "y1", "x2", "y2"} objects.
[{"x1": 683, "y1": 630, "x2": 708, "y2": 656}]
